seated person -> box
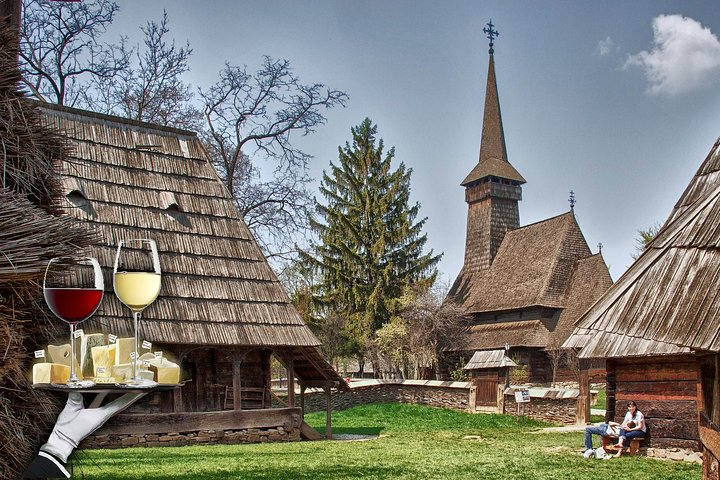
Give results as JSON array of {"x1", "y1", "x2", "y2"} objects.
[
  {"x1": 615, "y1": 400, "x2": 646, "y2": 457},
  {"x1": 583, "y1": 421, "x2": 620, "y2": 458}
]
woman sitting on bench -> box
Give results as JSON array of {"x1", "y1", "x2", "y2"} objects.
[{"x1": 615, "y1": 400, "x2": 646, "y2": 457}]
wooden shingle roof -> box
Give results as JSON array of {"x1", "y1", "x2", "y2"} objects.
[
  {"x1": 451, "y1": 212, "x2": 608, "y2": 313},
  {"x1": 565, "y1": 137, "x2": 720, "y2": 358},
  {"x1": 38, "y1": 102, "x2": 321, "y2": 349},
  {"x1": 464, "y1": 349, "x2": 517, "y2": 370},
  {"x1": 450, "y1": 212, "x2": 612, "y2": 352}
]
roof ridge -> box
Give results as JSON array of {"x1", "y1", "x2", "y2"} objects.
[
  {"x1": 35, "y1": 100, "x2": 198, "y2": 137},
  {"x1": 511, "y1": 210, "x2": 573, "y2": 232}
]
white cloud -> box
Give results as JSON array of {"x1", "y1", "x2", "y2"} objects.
[
  {"x1": 596, "y1": 36, "x2": 615, "y2": 56},
  {"x1": 625, "y1": 15, "x2": 720, "y2": 96}
]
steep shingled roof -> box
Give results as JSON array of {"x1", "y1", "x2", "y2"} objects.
[
  {"x1": 461, "y1": 53, "x2": 525, "y2": 186},
  {"x1": 564, "y1": 137, "x2": 720, "y2": 358},
  {"x1": 38, "y1": 102, "x2": 320, "y2": 348},
  {"x1": 452, "y1": 212, "x2": 604, "y2": 312},
  {"x1": 449, "y1": 212, "x2": 611, "y2": 352}
]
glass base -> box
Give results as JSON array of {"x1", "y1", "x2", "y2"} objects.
[
  {"x1": 123, "y1": 378, "x2": 158, "y2": 388},
  {"x1": 54, "y1": 380, "x2": 97, "y2": 389}
]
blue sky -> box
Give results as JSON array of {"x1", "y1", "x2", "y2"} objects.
[{"x1": 108, "y1": 1, "x2": 720, "y2": 283}]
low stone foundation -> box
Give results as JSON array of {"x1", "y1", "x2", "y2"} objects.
[
  {"x1": 80, "y1": 407, "x2": 303, "y2": 449},
  {"x1": 647, "y1": 447, "x2": 702, "y2": 464},
  {"x1": 503, "y1": 387, "x2": 579, "y2": 425},
  {"x1": 81, "y1": 426, "x2": 300, "y2": 449}
]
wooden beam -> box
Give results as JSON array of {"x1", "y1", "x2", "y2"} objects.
[
  {"x1": 173, "y1": 386, "x2": 183, "y2": 413},
  {"x1": 714, "y1": 355, "x2": 720, "y2": 424},
  {"x1": 577, "y1": 359, "x2": 591, "y2": 425},
  {"x1": 232, "y1": 352, "x2": 243, "y2": 411},
  {"x1": 287, "y1": 355, "x2": 295, "y2": 408},
  {"x1": 325, "y1": 386, "x2": 332, "y2": 440},
  {"x1": 300, "y1": 384, "x2": 306, "y2": 417}
]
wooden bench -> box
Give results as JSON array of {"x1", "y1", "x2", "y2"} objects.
[{"x1": 602, "y1": 435, "x2": 645, "y2": 455}]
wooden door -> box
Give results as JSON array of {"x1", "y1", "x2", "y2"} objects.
[{"x1": 474, "y1": 370, "x2": 499, "y2": 406}]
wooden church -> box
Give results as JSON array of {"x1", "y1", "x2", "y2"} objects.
[{"x1": 444, "y1": 25, "x2": 612, "y2": 386}]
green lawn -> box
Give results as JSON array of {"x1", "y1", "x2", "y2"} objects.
[{"x1": 70, "y1": 403, "x2": 700, "y2": 479}]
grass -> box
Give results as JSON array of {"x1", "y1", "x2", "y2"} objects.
[{"x1": 70, "y1": 403, "x2": 701, "y2": 480}]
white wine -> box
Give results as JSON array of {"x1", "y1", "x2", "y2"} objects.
[{"x1": 114, "y1": 272, "x2": 161, "y2": 312}]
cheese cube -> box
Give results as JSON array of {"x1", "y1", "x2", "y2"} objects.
[
  {"x1": 91, "y1": 344, "x2": 117, "y2": 378},
  {"x1": 115, "y1": 337, "x2": 135, "y2": 365},
  {"x1": 111, "y1": 363, "x2": 154, "y2": 383},
  {"x1": 148, "y1": 358, "x2": 180, "y2": 384},
  {"x1": 33, "y1": 363, "x2": 70, "y2": 384},
  {"x1": 47, "y1": 344, "x2": 82, "y2": 380},
  {"x1": 81, "y1": 333, "x2": 105, "y2": 378}
]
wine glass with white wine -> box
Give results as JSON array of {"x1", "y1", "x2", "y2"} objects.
[{"x1": 113, "y1": 239, "x2": 161, "y2": 387}]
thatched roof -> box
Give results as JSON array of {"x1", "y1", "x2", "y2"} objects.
[
  {"x1": 564, "y1": 137, "x2": 720, "y2": 358},
  {"x1": 449, "y1": 212, "x2": 612, "y2": 352},
  {"x1": 464, "y1": 349, "x2": 517, "y2": 370},
  {"x1": 37, "y1": 102, "x2": 321, "y2": 349},
  {"x1": 0, "y1": 21, "x2": 96, "y2": 479}
]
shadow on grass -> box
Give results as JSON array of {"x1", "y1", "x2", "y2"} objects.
[{"x1": 315, "y1": 426, "x2": 384, "y2": 435}]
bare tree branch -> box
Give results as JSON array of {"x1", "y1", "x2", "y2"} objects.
[
  {"x1": 200, "y1": 57, "x2": 348, "y2": 260},
  {"x1": 19, "y1": 0, "x2": 129, "y2": 106}
]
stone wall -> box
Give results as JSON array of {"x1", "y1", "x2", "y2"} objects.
[
  {"x1": 503, "y1": 387, "x2": 578, "y2": 425},
  {"x1": 80, "y1": 408, "x2": 303, "y2": 449},
  {"x1": 81, "y1": 425, "x2": 300, "y2": 449},
  {"x1": 300, "y1": 380, "x2": 471, "y2": 413}
]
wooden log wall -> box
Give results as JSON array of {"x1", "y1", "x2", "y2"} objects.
[{"x1": 607, "y1": 356, "x2": 700, "y2": 450}]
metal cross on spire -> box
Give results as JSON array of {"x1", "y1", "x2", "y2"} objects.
[
  {"x1": 598, "y1": 242, "x2": 603, "y2": 254},
  {"x1": 483, "y1": 20, "x2": 499, "y2": 54},
  {"x1": 568, "y1": 190, "x2": 576, "y2": 212}
]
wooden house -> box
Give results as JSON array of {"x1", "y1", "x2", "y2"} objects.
[
  {"x1": 37, "y1": 102, "x2": 346, "y2": 440},
  {"x1": 444, "y1": 40, "x2": 612, "y2": 385},
  {"x1": 564, "y1": 138, "x2": 720, "y2": 469}
]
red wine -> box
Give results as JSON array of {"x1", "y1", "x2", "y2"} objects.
[{"x1": 44, "y1": 288, "x2": 103, "y2": 324}]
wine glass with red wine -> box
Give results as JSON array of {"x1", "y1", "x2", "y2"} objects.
[{"x1": 43, "y1": 257, "x2": 104, "y2": 387}]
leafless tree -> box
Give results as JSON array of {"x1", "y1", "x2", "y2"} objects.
[
  {"x1": 83, "y1": 10, "x2": 201, "y2": 130},
  {"x1": 546, "y1": 348, "x2": 566, "y2": 387},
  {"x1": 200, "y1": 57, "x2": 348, "y2": 260},
  {"x1": 400, "y1": 281, "x2": 469, "y2": 380},
  {"x1": 19, "y1": 0, "x2": 129, "y2": 105}
]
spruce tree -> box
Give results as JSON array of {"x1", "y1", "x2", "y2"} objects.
[{"x1": 301, "y1": 118, "x2": 441, "y2": 362}]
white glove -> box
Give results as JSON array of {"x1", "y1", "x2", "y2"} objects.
[{"x1": 40, "y1": 392, "x2": 145, "y2": 462}]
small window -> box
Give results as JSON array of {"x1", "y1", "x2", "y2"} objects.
[
  {"x1": 160, "y1": 191, "x2": 191, "y2": 228},
  {"x1": 65, "y1": 183, "x2": 96, "y2": 217}
]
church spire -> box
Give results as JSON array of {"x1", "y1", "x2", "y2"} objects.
[
  {"x1": 459, "y1": 21, "x2": 525, "y2": 273},
  {"x1": 462, "y1": 20, "x2": 524, "y2": 186}
]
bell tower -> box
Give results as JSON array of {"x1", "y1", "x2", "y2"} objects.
[{"x1": 461, "y1": 20, "x2": 525, "y2": 275}]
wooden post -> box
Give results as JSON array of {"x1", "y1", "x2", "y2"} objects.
[
  {"x1": 300, "y1": 384, "x2": 306, "y2": 417},
  {"x1": 287, "y1": 354, "x2": 295, "y2": 408},
  {"x1": 713, "y1": 355, "x2": 720, "y2": 424},
  {"x1": 173, "y1": 386, "x2": 183, "y2": 413},
  {"x1": 577, "y1": 358, "x2": 591, "y2": 425},
  {"x1": 231, "y1": 352, "x2": 243, "y2": 411},
  {"x1": 325, "y1": 385, "x2": 332, "y2": 439}
]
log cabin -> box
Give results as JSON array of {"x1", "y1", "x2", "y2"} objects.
[
  {"x1": 564, "y1": 138, "x2": 720, "y2": 474},
  {"x1": 36, "y1": 102, "x2": 347, "y2": 443}
]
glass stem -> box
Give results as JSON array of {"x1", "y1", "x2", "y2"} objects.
[
  {"x1": 69, "y1": 323, "x2": 78, "y2": 383},
  {"x1": 133, "y1": 311, "x2": 140, "y2": 381}
]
